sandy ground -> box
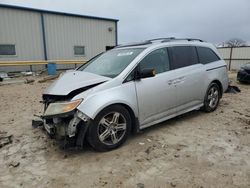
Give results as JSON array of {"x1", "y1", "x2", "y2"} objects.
[{"x1": 0, "y1": 72, "x2": 249, "y2": 188}]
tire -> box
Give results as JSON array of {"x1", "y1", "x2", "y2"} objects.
[
  {"x1": 202, "y1": 83, "x2": 221, "y2": 112},
  {"x1": 87, "y1": 105, "x2": 131, "y2": 151}
]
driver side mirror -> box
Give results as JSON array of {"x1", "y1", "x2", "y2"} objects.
[{"x1": 136, "y1": 68, "x2": 156, "y2": 79}]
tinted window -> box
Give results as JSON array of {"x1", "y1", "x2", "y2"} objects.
[
  {"x1": 140, "y1": 48, "x2": 170, "y2": 74},
  {"x1": 197, "y1": 47, "x2": 220, "y2": 64},
  {"x1": 171, "y1": 46, "x2": 198, "y2": 69},
  {"x1": 0, "y1": 44, "x2": 16, "y2": 55}
]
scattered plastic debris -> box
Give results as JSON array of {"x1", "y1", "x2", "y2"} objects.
[
  {"x1": 225, "y1": 85, "x2": 241, "y2": 94},
  {"x1": 0, "y1": 72, "x2": 9, "y2": 79},
  {"x1": 0, "y1": 72, "x2": 9, "y2": 82},
  {"x1": 21, "y1": 71, "x2": 33, "y2": 76}
]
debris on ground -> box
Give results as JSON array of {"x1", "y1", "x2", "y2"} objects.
[
  {"x1": 6, "y1": 72, "x2": 23, "y2": 78},
  {"x1": 145, "y1": 147, "x2": 152, "y2": 154},
  {"x1": 9, "y1": 161, "x2": 20, "y2": 168},
  {"x1": 174, "y1": 154, "x2": 180, "y2": 158},
  {"x1": 137, "y1": 183, "x2": 145, "y2": 188},
  {"x1": 38, "y1": 75, "x2": 59, "y2": 83},
  {"x1": 25, "y1": 78, "x2": 35, "y2": 84},
  {"x1": 0, "y1": 72, "x2": 9, "y2": 79},
  {"x1": 225, "y1": 85, "x2": 241, "y2": 94},
  {"x1": 0, "y1": 78, "x2": 35, "y2": 86},
  {"x1": 21, "y1": 71, "x2": 33, "y2": 76},
  {"x1": 0, "y1": 72, "x2": 9, "y2": 82},
  {"x1": 32, "y1": 119, "x2": 44, "y2": 128},
  {"x1": 170, "y1": 182, "x2": 177, "y2": 187},
  {"x1": 0, "y1": 131, "x2": 13, "y2": 148},
  {"x1": 0, "y1": 79, "x2": 26, "y2": 86},
  {"x1": 35, "y1": 69, "x2": 47, "y2": 76}
]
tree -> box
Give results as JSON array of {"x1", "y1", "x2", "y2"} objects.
[{"x1": 225, "y1": 38, "x2": 246, "y2": 47}]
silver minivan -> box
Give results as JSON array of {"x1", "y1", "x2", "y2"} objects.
[{"x1": 41, "y1": 38, "x2": 229, "y2": 151}]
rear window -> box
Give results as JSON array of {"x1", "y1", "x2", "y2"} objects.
[
  {"x1": 170, "y1": 46, "x2": 198, "y2": 69},
  {"x1": 196, "y1": 47, "x2": 220, "y2": 64}
]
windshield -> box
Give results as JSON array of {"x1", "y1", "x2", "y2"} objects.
[{"x1": 78, "y1": 48, "x2": 144, "y2": 78}]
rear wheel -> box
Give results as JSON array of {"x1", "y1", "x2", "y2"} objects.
[
  {"x1": 202, "y1": 83, "x2": 220, "y2": 112},
  {"x1": 87, "y1": 105, "x2": 131, "y2": 151}
]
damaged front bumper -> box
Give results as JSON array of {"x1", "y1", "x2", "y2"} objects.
[{"x1": 40, "y1": 110, "x2": 91, "y2": 148}]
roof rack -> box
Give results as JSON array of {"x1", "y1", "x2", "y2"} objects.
[
  {"x1": 161, "y1": 38, "x2": 204, "y2": 42},
  {"x1": 146, "y1": 37, "x2": 176, "y2": 42},
  {"x1": 115, "y1": 41, "x2": 152, "y2": 48},
  {"x1": 115, "y1": 37, "x2": 204, "y2": 48}
]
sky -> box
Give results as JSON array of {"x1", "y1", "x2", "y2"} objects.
[{"x1": 1, "y1": 0, "x2": 249, "y2": 44}]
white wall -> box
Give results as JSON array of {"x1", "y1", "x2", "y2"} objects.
[{"x1": 217, "y1": 47, "x2": 250, "y2": 70}]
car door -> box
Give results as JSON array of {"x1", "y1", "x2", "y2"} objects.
[
  {"x1": 135, "y1": 47, "x2": 178, "y2": 127},
  {"x1": 169, "y1": 46, "x2": 206, "y2": 112}
]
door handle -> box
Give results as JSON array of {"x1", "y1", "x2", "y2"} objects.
[
  {"x1": 168, "y1": 81, "x2": 173, "y2": 85},
  {"x1": 171, "y1": 77, "x2": 185, "y2": 85}
]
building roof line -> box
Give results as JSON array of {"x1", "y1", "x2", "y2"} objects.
[{"x1": 0, "y1": 3, "x2": 119, "y2": 22}]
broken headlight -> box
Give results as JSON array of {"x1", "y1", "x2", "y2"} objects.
[{"x1": 44, "y1": 99, "x2": 82, "y2": 116}]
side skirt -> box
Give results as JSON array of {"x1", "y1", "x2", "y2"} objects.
[{"x1": 139, "y1": 103, "x2": 204, "y2": 130}]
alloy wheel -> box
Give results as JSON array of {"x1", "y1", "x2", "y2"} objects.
[
  {"x1": 207, "y1": 86, "x2": 219, "y2": 109},
  {"x1": 97, "y1": 112, "x2": 127, "y2": 145}
]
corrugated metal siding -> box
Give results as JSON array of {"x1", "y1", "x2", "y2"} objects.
[
  {"x1": 0, "y1": 7, "x2": 45, "y2": 71},
  {"x1": 217, "y1": 48, "x2": 230, "y2": 59},
  {"x1": 217, "y1": 47, "x2": 250, "y2": 69},
  {"x1": 0, "y1": 8, "x2": 44, "y2": 61},
  {"x1": 43, "y1": 13, "x2": 116, "y2": 69},
  {"x1": 232, "y1": 47, "x2": 250, "y2": 59}
]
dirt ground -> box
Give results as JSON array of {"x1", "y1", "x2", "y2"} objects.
[{"x1": 0, "y1": 72, "x2": 249, "y2": 188}]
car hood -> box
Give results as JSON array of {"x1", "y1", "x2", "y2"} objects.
[{"x1": 43, "y1": 71, "x2": 111, "y2": 96}]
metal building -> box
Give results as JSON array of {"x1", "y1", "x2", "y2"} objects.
[{"x1": 0, "y1": 4, "x2": 118, "y2": 72}]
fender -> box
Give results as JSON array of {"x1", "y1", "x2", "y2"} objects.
[{"x1": 75, "y1": 81, "x2": 139, "y2": 120}]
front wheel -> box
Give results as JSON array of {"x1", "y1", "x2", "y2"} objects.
[
  {"x1": 202, "y1": 83, "x2": 220, "y2": 112},
  {"x1": 87, "y1": 105, "x2": 131, "y2": 151}
]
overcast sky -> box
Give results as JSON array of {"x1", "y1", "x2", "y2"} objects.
[{"x1": 1, "y1": 0, "x2": 249, "y2": 44}]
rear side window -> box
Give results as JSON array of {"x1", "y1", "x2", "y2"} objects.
[
  {"x1": 196, "y1": 47, "x2": 220, "y2": 64},
  {"x1": 170, "y1": 46, "x2": 198, "y2": 69}
]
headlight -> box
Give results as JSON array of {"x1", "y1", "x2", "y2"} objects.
[{"x1": 44, "y1": 99, "x2": 82, "y2": 116}]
